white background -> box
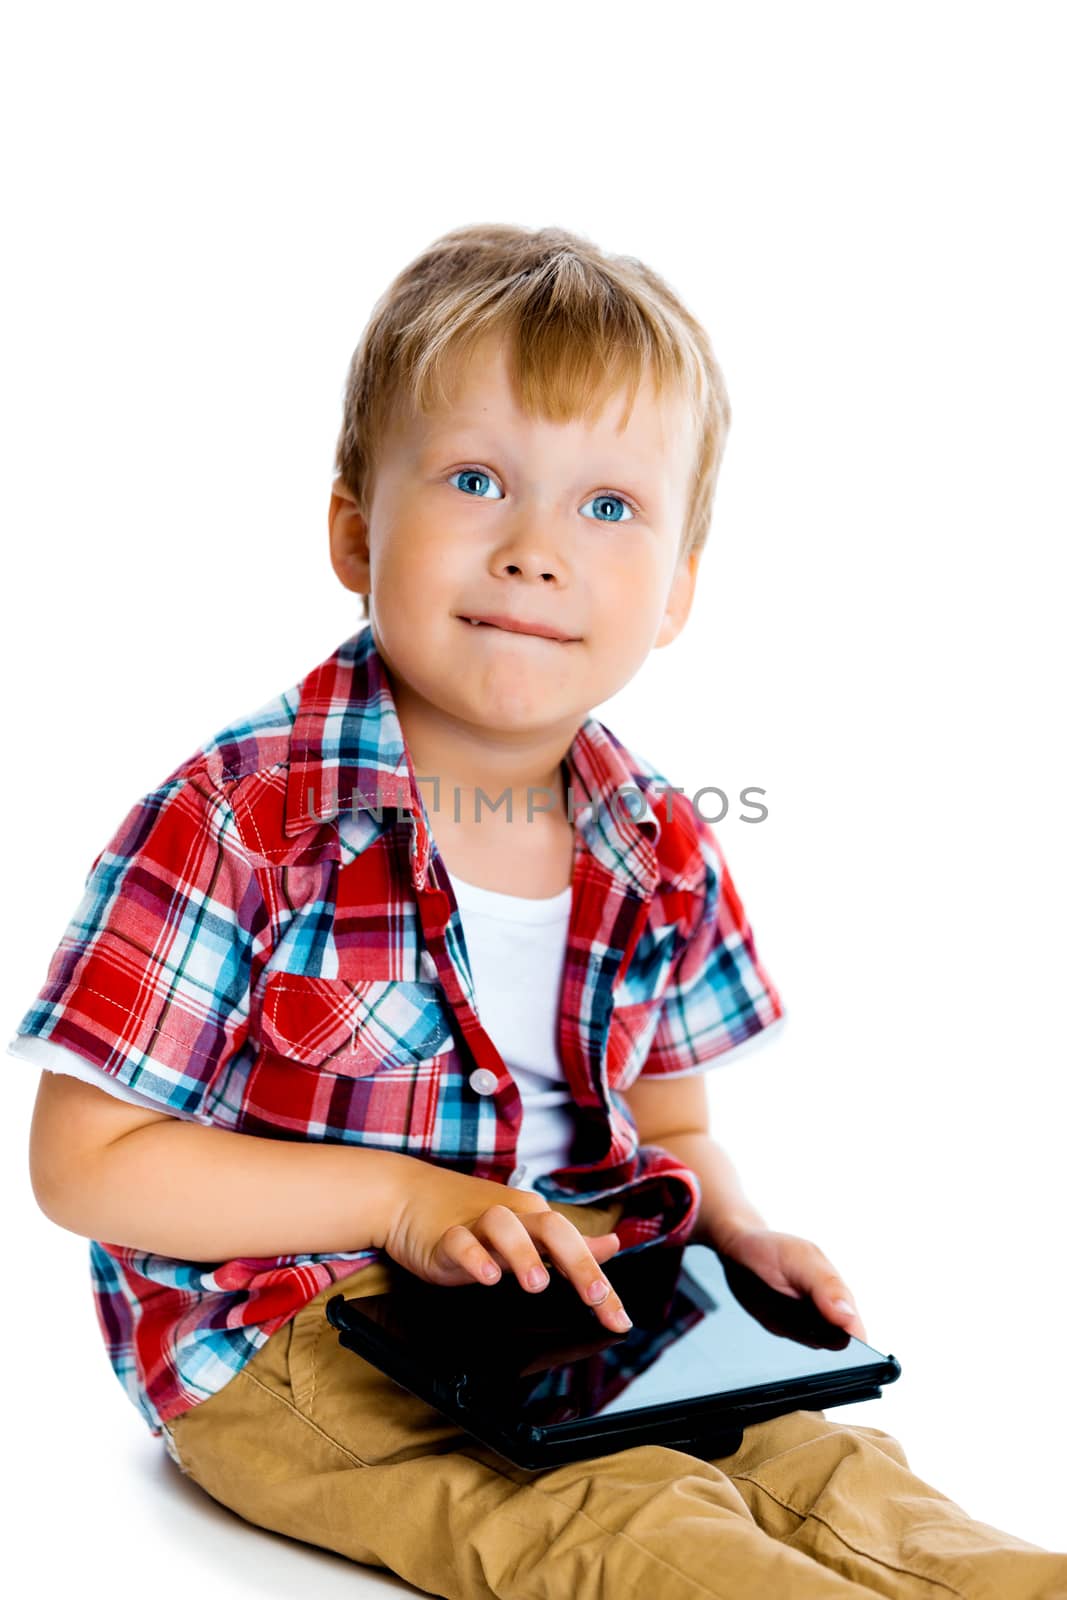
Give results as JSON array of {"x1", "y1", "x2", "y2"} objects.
[{"x1": 2, "y1": 0, "x2": 1064, "y2": 1587}]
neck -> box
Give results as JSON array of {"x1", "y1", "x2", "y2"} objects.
[{"x1": 386, "y1": 676, "x2": 584, "y2": 833}]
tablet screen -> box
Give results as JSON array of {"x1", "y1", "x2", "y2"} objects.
[
  {"x1": 592, "y1": 1245, "x2": 879, "y2": 1418},
  {"x1": 344, "y1": 1242, "x2": 891, "y2": 1431},
  {"x1": 478, "y1": 1244, "x2": 884, "y2": 1427}
]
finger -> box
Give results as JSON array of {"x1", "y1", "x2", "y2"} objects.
[
  {"x1": 474, "y1": 1204, "x2": 560, "y2": 1293},
  {"x1": 817, "y1": 1277, "x2": 864, "y2": 1336},
  {"x1": 527, "y1": 1211, "x2": 633, "y2": 1333},
  {"x1": 434, "y1": 1221, "x2": 507, "y2": 1285},
  {"x1": 484, "y1": 1236, "x2": 622, "y2": 1302}
]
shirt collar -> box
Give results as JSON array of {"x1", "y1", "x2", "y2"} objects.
[{"x1": 284, "y1": 625, "x2": 665, "y2": 897}]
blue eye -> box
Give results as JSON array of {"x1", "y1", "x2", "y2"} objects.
[
  {"x1": 449, "y1": 468, "x2": 503, "y2": 500},
  {"x1": 578, "y1": 493, "x2": 634, "y2": 523},
  {"x1": 447, "y1": 467, "x2": 636, "y2": 522}
]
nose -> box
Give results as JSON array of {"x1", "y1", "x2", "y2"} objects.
[{"x1": 490, "y1": 517, "x2": 569, "y2": 587}]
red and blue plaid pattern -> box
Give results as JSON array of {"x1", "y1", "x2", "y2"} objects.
[{"x1": 13, "y1": 624, "x2": 784, "y2": 1436}]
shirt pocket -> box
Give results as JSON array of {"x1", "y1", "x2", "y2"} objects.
[{"x1": 258, "y1": 971, "x2": 456, "y2": 1077}]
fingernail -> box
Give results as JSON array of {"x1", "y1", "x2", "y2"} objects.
[
  {"x1": 527, "y1": 1267, "x2": 549, "y2": 1290},
  {"x1": 609, "y1": 1307, "x2": 633, "y2": 1331},
  {"x1": 588, "y1": 1278, "x2": 609, "y2": 1302},
  {"x1": 481, "y1": 1263, "x2": 500, "y2": 1282},
  {"x1": 832, "y1": 1299, "x2": 855, "y2": 1316}
]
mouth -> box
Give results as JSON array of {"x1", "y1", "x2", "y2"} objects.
[{"x1": 457, "y1": 614, "x2": 581, "y2": 644}]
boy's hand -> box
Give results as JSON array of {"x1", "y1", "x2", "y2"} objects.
[
  {"x1": 715, "y1": 1226, "x2": 868, "y2": 1343},
  {"x1": 380, "y1": 1162, "x2": 633, "y2": 1334}
]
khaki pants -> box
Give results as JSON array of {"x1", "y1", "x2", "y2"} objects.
[{"x1": 166, "y1": 1200, "x2": 1064, "y2": 1598}]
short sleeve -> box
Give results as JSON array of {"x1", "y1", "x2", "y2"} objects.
[
  {"x1": 7, "y1": 1031, "x2": 183, "y2": 1114},
  {"x1": 639, "y1": 822, "x2": 786, "y2": 1078},
  {"x1": 10, "y1": 770, "x2": 267, "y2": 1120}
]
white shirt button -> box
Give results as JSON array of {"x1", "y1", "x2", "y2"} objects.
[
  {"x1": 468, "y1": 1067, "x2": 499, "y2": 1096},
  {"x1": 507, "y1": 1162, "x2": 529, "y2": 1188}
]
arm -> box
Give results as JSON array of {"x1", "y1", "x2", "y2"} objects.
[
  {"x1": 22, "y1": 775, "x2": 412, "y2": 1263},
  {"x1": 621, "y1": 1074, "x2": 867, "y2": 1339},
  {"x1": 29, "y1": 1069, "x2": 410, "y2": 1260},
  {"x1": 619, "y1": 1074, "x2": 769, "y2": 1252},
  {"x1": 646, "y1": 1131, "x2": 769, "y2": 1253},
  {"x1": 30, "y1": 1071, "x2": 634, "y2": 1334}
]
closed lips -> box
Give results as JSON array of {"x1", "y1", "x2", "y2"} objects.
[{"x1": 457, "y1": 615, "x2": 579, "y2": 642}]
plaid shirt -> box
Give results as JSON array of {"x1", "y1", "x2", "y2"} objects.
[{"x1": 12, "y1": 624, "x2": 785, "y2": 1437}]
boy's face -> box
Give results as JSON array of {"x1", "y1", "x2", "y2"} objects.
[{"x1": 330, "y1": 332, "x2": 701, "y2": 738}]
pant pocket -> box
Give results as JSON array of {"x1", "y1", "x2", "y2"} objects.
[
  {"x1": 286, "y1": 1260, "x2": 395, "y2": 1416},
  {"x1": 290, "y1": 1262, "x2": 483, "y2": 1467}
]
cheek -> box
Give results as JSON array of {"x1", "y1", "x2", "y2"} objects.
[
  {"x1": 596, "y1": 558, "x2": 671, "y2": 639},
  {"x1": 388, "y1": 516, "x2": 471, "y2": 593},
  {"x1": 372, "y1": 531, "x2": 446, "y2": 619}
]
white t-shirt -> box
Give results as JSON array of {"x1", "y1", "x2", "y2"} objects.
[
  {"x1": 8, "y1": 870, "x2": 580, "y2": 1183},
  {"x1": 9, "y1": 1030, "x2": 189, "y2": 1115},
  {"x1": 448, "y1": 869, "x2": 576, "y2": 1188}
]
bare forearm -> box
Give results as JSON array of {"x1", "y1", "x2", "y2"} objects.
[
  {"x1": 42, "y1": 1118, "x2": 411, "y2": 1261},
  {"x1": 653, "y1": 1131, "x2": 769, "y2": 1252}
]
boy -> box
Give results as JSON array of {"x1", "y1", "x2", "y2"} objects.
[{"x1": 13, "y1": 224, "x2": 1063, "y2": 1598}]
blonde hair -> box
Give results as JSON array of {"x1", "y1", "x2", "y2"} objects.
[{"x1": 334, "y1": 222, "x2": 732, "y2": 621}]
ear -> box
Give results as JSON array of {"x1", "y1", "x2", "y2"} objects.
[
  {"x1": 654, "y1": 546, "x2": 700, "y2": 649},
  {"x1": 328, "y1": 477, "x2": 371, "y2": 598}
]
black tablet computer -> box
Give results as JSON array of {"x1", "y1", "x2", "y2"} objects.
[{"x1": 325, "y1": 1241, "x2": 902, "y2": 1470}]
